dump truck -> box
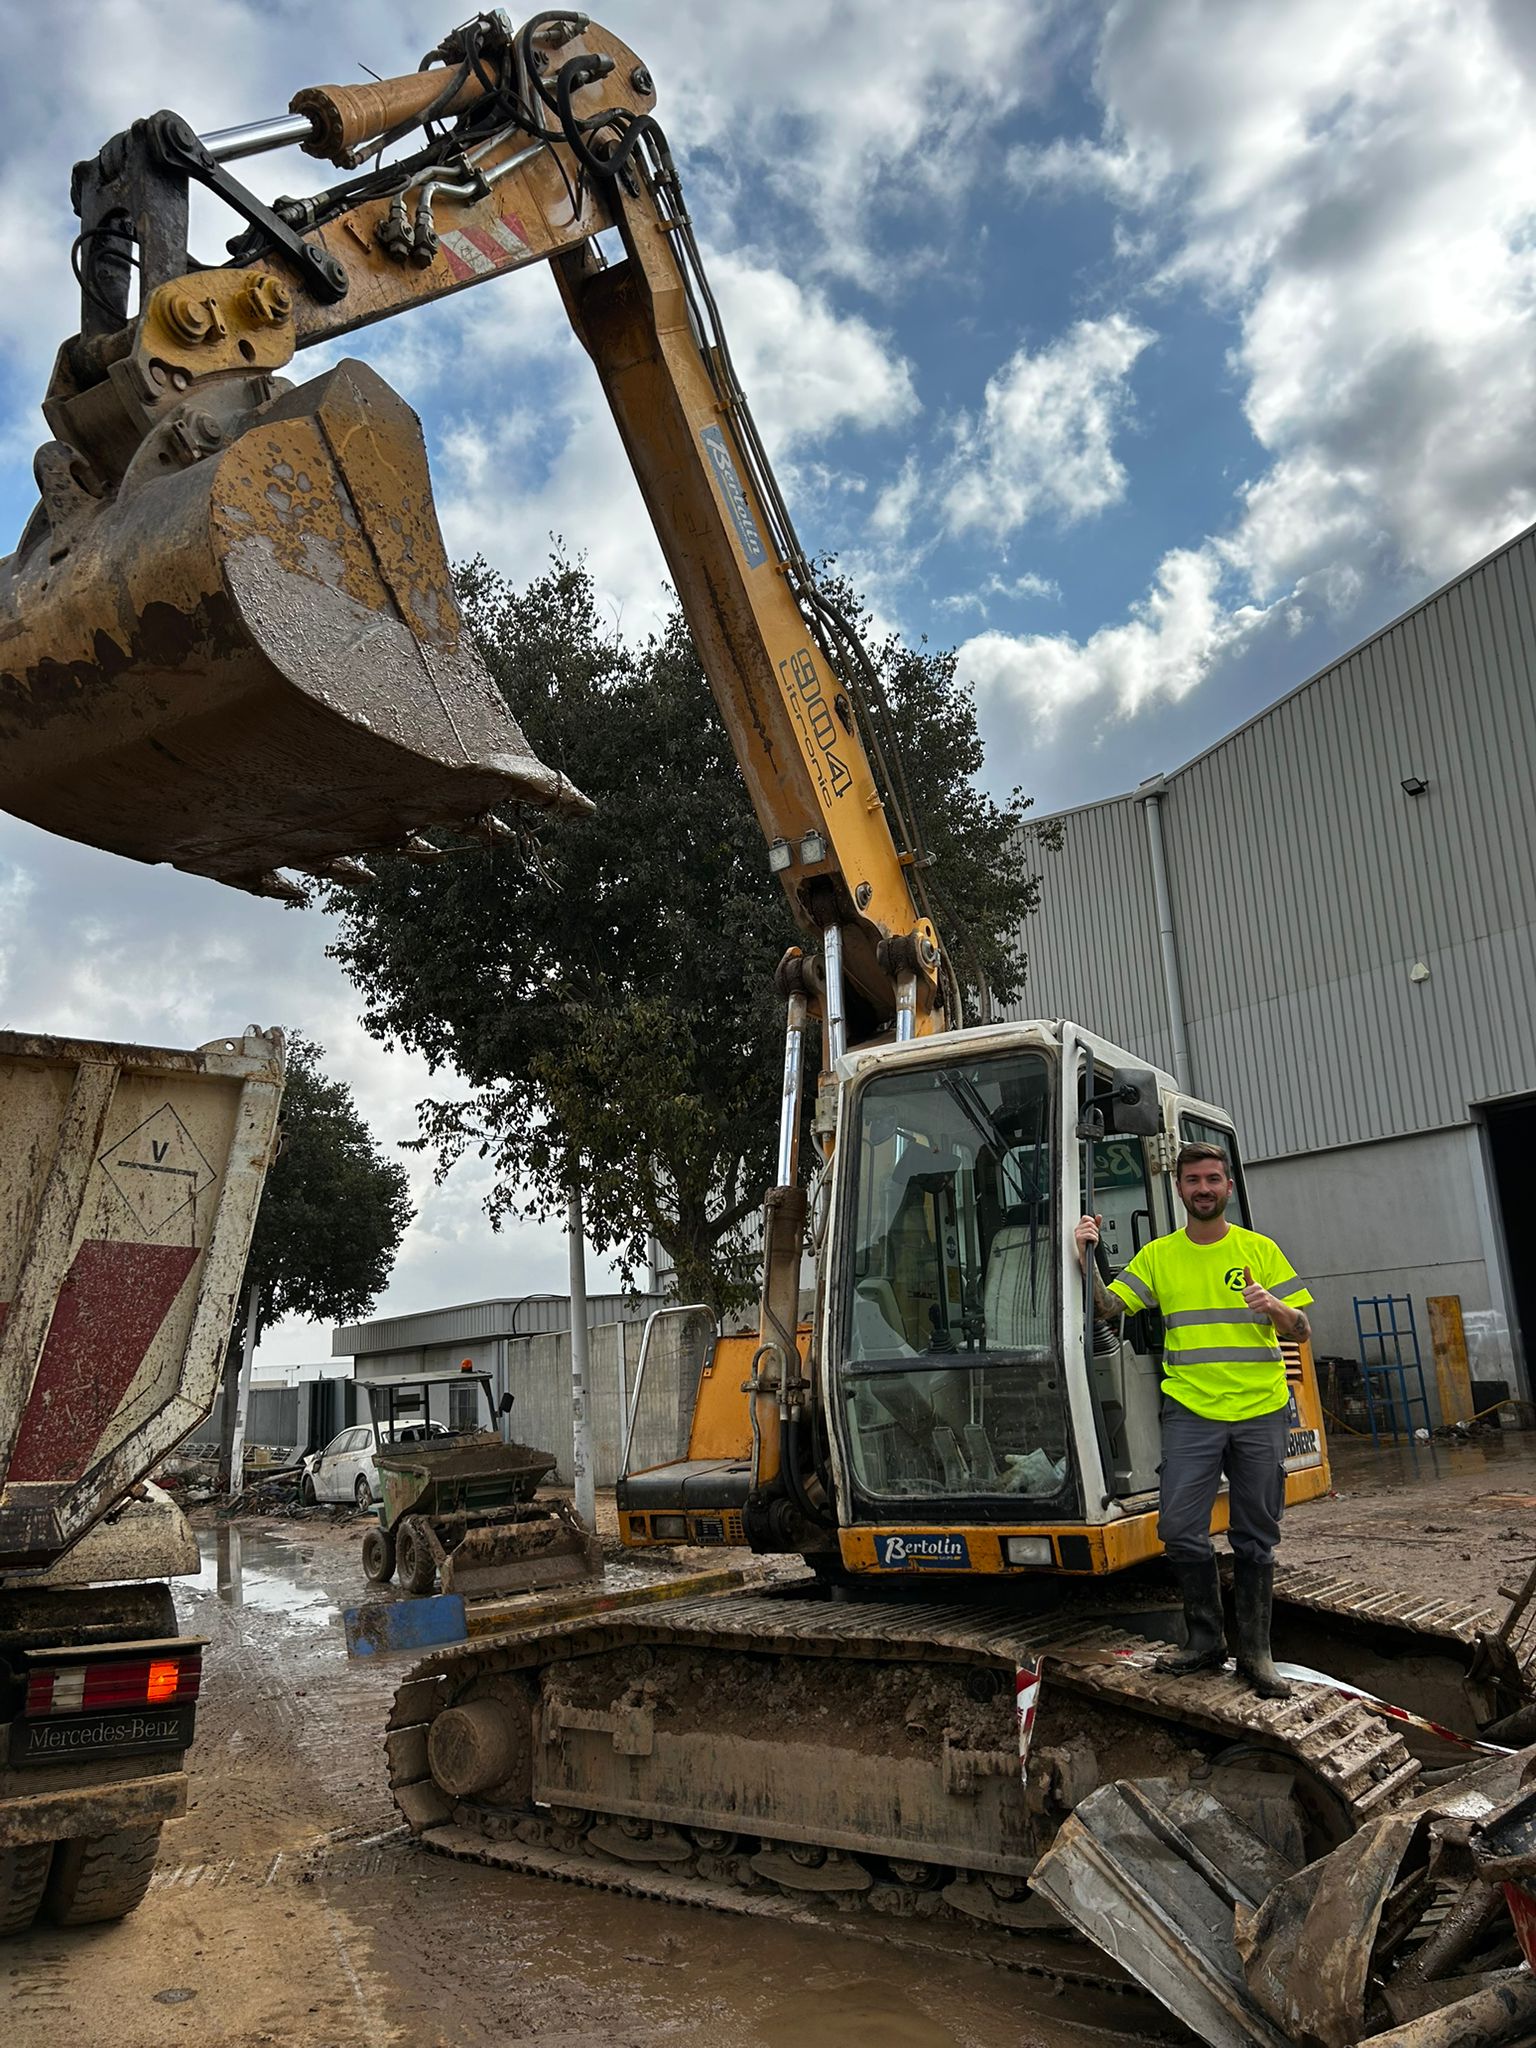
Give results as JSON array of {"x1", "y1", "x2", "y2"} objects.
[
  {"x1": 4, "y1": 11, "x2": 1535, "y2": 2031},
  {"x1": 0, "y1": 1027, "x2": 284, "y2": 1934}
]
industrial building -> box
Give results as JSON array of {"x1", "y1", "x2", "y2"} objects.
[{"x1": 1011, "y1": 521, "x2": 1536, "y2": 1400}]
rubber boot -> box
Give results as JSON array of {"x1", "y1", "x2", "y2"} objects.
[
  {"x1": 1155, "y1": 1557, "x2": 1229, "y2": 1675},
  {"x1": 1233, "y1": 1558, "x2": 1293, "y2": 1700}
]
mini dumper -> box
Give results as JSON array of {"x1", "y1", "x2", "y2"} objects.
[{"x1": 359, "y1": 1370, "x2": 601, "y2": 1600}]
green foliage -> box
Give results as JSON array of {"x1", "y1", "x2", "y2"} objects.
[
  {"x1": 242, "y1": 1034, "x2": 413, "y2": 1337},
  {"x1": 325, "y1": 554, "x2": 1050, "y2": 1313}
]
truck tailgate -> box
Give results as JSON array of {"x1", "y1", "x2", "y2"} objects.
[{"x1": 0, "y1": 1028, "x2": 284, "y2": 1571}]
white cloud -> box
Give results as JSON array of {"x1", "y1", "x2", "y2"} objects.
[
  {"x1": 973, "y1": 0, "x2": 1536, "y2": 736},
  {"x1": 1005, "y1": 572, "x2": 1062, "y2": 602},
  {"x1": 871, "y1": 456, "x2": 922, "y2": 538},
  {"x1": 937, "y1": 570, "x2": 1062, "y2": 619},
  {"x1": 643, "y1": 0, "x2": 1058, "y2": 285},
  {"x1": 707, "y1": 253, "x2": 918, "y2": 444},
  {"x1": 0, "y1": 816, "x2": 622, "y2": 1371},
  {"x1": 942, "y1": 315, "x2": 1154, "y2": 539},
  {"x1": 959, "y1": 545, "x2": 1253, "y2": 727},
  {"x1": 428, "y1": 247, "x2": 917, "y2": 639},
  {"x1": 1142, "y1": 0, "x2": 1536, "y2": 587}
]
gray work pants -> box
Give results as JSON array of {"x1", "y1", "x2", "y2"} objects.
[{"x1": 1158, "y1": 1398, "x2": 1289, "y2": 1565}]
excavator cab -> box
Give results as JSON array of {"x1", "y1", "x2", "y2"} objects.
[{"x1": 826, "y1": 1021, "x2": 1331, "y2": 1575}]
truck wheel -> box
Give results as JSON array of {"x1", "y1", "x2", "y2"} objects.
[
  {"x1": 0, "y1": 1842, "x2": 53, "y2": 1936},
  {"x1": 42, "y1": 1824, "x2": 162, "y2": 1926},
  {"x1": 362, "y1": 1524, "x2": 396, "y2": 1584},
  {"x1": 396, "y1": 1516, "x2": 438, "y2": 1595}
]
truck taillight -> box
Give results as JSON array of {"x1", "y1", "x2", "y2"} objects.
[{"x1": 23, "y1": 1651, "x2": 202, "y2": 1716}]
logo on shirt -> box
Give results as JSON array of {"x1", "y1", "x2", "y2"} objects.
[{"x1": 1224, "y1": 1267, "x2": 1247, "y2": 1291}]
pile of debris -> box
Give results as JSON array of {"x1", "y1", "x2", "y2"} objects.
[{"x1": 1035, "y1": 1741, "x2": 1536, "y2": 2046}]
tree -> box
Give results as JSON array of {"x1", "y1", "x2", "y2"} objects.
[
  {"x1": 325, "y1": 555, "x2": 1051, "y2": 1314},
  {"x1": 217, "y1": 1035, "x2": 413, "y2": 1485},
  {"x1": 241, "y1": 1034, "x2": 414, "y2": 1336}
]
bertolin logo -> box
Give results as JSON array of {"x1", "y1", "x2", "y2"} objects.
[
  {"x1": 874, "y1": 1531, "x2": 970, "y2": 1569},
  {"x1": 700, "y1": 426, "x2": 767, "y2": 568}
]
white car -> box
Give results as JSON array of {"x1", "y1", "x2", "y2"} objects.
[{"x1": 300, "y1": 1421, "x2": 448, "y2": 1508}]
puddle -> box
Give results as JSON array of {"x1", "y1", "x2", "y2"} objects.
[
  {"x1": 1329, "y1": 1432, "x2": 1536, "y2": 1495},
  {"x1": 757, "y1": 1979, "x2": 966, "y2": 2048},
  {"x1": 188, "y1": 1525, "x2": 339, "y2": 1626}
]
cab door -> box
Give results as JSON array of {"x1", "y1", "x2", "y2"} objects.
[{"x1": 1078, "y1": 1083, "x2": 1167, "y2": 1497}]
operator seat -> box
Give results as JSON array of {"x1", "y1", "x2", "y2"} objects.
[{"x1": 984, "y1": 1214, "x2": 1051, "y2": 1350}]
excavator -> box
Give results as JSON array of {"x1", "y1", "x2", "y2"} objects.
[{"x1": 6, "y1": 10, "x2": 1535, "y2": 2023}]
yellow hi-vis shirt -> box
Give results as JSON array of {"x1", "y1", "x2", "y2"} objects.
[{"x1": 1105, "y1": 1225, "x2": 1313, "y2": 1422}]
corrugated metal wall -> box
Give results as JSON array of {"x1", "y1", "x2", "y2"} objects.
[
  {"x1": 1010, "y1": 523, "x2": 1536, "y2": 1161},
  {"x1": 1016, "y1": 795, "x2": 1169, "y2": 1073}
]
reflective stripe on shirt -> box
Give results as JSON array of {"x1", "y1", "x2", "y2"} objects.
[
  {"x1": 1164, "y1": 1307, "x2": 1270, "y2": 1328},
  {"x1": 1115, "y1": 1269, "x2": 1156, "y2": 1309}
]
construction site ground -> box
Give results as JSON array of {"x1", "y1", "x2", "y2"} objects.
[{"x1": 5, "y1": 1429, "x2": 1534, "y2": 2048}]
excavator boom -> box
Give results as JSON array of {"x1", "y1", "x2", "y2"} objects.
[{"x1": 2, "y1": 11, "x2": 940, "y2": 1031}]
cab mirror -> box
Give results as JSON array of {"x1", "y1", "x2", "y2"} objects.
[
  {"x1": 1104, "y1": 1067, "x2": 1162, "y2": 1136},
  {"x1": 498, "y1": 1391, "x2": 515, "y2": 1415}
]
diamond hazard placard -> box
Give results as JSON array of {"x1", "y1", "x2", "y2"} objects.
[{"x1": 99, "y1": 1104, "x2": 217, "y2": 1242}]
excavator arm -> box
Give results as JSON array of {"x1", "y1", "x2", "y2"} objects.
[{"x1": 3, "y1": 10, "x2": 945, "y2": 1037}]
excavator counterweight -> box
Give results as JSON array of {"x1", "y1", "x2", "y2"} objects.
[{"x1": 0, "y1": 357, "x2": 587, "y2": 895}]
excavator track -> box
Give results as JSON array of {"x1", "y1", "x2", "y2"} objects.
[
  {"x1": 385, "y1": 1579, "x2": 1425, "y2": 1980},
  {"x1": 1270, "y1": 1561, "x2": 1522, "y2": 1728},
  {"x1": 1273, "y1": 1562, "x2": 1503, "y2": 1650}
]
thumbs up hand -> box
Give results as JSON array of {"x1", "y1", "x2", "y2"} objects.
[{"x1": 1241, "y1": 1265, "x2": 1285, "y2": 1319}]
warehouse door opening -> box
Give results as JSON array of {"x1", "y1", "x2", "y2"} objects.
[{"x1": 1484, "y1": 1094, "x2": 1536, "y2": 1391}]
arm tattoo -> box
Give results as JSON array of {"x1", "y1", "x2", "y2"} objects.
[
  {"x1": 1091, "y1": 1271, "x2": 1122, "y2": 1321},
  {"x1": 1289, "y1": 1309, "x2": 1310, "y2": 1344}
]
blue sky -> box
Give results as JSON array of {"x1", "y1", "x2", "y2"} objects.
[{"x1": 3, "y1": 0, "x2": 1534, "y2": 1364}]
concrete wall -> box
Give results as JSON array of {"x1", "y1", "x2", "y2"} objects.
[{"x1": 504, "y1": 1324, "x2": 643, "y2": 1487}]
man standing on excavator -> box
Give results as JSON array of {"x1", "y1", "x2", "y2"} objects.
[{"x1": 1075, "y1": 1142, "x2": 1313, "y2": 1699}]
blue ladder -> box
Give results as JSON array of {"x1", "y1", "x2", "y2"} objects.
[{"x1": 1353, "y1": 1294, "x2": 1432, "y2": 1446}]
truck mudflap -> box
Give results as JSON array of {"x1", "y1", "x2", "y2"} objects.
[{"x1": 1032, "y1": 1745, "x2": 1536, "y2": 2048}]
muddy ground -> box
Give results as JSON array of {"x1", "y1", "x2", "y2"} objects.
[{"x1": 5, "y1": 1430, "x2": 1535, "y2": 2048}]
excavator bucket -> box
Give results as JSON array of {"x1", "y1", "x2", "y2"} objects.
[{"x1": 0, "y1": 358, "x2": 588, "y2": 896}]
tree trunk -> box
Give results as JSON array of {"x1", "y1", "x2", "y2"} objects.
[{"x1": 217, "y1": 1283, "x2": 261, "y2": 1494}]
